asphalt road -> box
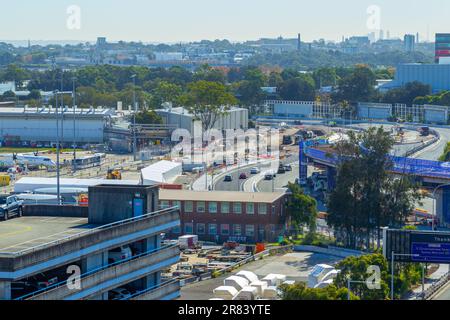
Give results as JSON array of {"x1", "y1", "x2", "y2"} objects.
[{"x1": 214, "y1": 154, "x2": 299, "y2": 192}]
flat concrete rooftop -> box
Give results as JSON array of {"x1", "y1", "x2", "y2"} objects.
[{"x1": 0, "y1": 217, "x2": 95, "y2": 254}]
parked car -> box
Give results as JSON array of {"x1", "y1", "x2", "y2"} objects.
[
  {"x1": 277, "y1": 165, "x2": 286, "y2": 174},
  {"x1": 108, "y1": 246, "x2": 132, "y2": 264},
  {"x1": 250, "y1": 167, "x2": 260, "y2": 174},
  {"x1": 109, "y1": 287, "x2": 132, "y2": 300},
  {"x1": 224, "y1": 175, "x2": 233, "y2": 182},
  {"x1": 284, "y1": 164, "x2": 292, "y2": 171},
  {"x1": 239, "y1": 173, "x2": 248, "y2": 180},
  {"x1": 0, "y1": 195, "x2": 24, "y2": 221}
]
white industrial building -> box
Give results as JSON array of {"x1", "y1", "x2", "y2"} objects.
[
  {"x1": 0, "y1": 106, "x2": 115, "y2": 144},
  {"x1": 268, "y1": 100, "x2": 314, "y2": 117},
  {"x1": 357, "y1": 102, "x2": 393, "y2": 120},
  {"x1": 156, "y1": 106, "x2": 248, "y2": 135},
  {"x1": 140, "y1": 160, "x2": 182, "y2": 185},
  {"x1": 423, "y1": 105, "x2": 449, "y2": 124},
  {"x1": 14, "y1": 177, "x2": 140, "y2": 193}
]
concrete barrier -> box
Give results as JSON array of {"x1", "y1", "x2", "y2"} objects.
[
  {"x1": 23, "y1": 205, "x2": 88, "y2": 218},
  {"x1": 293, "y1": 245, "x2": 363, "y2": 258}
]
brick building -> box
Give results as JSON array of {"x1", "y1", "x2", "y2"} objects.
[{"x1": 159, "y1": 190, "x2": 288, "y2": 243}]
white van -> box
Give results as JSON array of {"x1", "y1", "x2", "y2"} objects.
[{"x1": 108, "y1": 246, "x2": 133, "y2": 264}]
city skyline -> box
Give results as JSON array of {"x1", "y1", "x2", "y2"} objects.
[{"x1": 0, "y1": 0, "x2": 449, "y2": 44}]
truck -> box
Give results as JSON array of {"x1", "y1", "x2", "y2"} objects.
[
  {"x1": 178, "y1": 235, "x2": 199, "y2": 250},
  {"x1": 0, "y1": 195, "x2": 24, "y2": 220}
]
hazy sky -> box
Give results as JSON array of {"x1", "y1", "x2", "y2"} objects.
[{"x1": 0, "y1": 0, "x2": 449, "y2": 43}]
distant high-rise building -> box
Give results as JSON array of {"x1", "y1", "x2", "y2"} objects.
[
  {"x1": 404, "y1": 34, "x2": 416, "y2": 52},
  {"x1": 416, "y1": 32, "x2": 420, "y2": 44},
  {"x1": 379, "y1": 29, "x2": 385, "y2": 41},
  {"x1": 96, "y1": 37, "x2": 107, "y2": 48},
  {"x1": 435, "y1": 33, "x2": 450, "y2": 63},
  {"x1": 386, "y1": 30, "x2": 391, "y2": 40},
  {"x1": 297, "y1": 33, "x2": 301, "y2": 51},
  {"x1": 368, "y1": 32, "x2": 376, "y2": 43}
]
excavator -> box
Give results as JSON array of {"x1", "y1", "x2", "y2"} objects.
[{"x1": 106, "y1": 169, "x2": 122, "y2": 180}]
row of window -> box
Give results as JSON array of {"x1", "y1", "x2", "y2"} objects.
[
  {"x1": 161, "y1": 200, "x2": 272, "y2": 215},
  {"x1": 172, "y1": 223, "x2": 272, "y2": 237}
]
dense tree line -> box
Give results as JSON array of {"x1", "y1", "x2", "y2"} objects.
[{"x1": 246, "y1": 49, "x2": 433, "y2": 70}]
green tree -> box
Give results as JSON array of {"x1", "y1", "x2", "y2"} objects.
[
  {"x1": 193, "y1": 64, "x2": 226, "y2": 84},
  {"x1": 334, "y1": 254, "x2": 390, "y2": 300},
  {"x1": 381, "y1": 81, "x2": 431, "y2": 106},
  {"x1": 135, "y1": 110, "x2": 163, "y2": 124},
  {"x1": 333, "y1": 65, "x2": 376, "y2": 103},
  {"x1": 279, "y1": 282, "x2": 357, "y2": 300},
  {"x1": 279, "y1": 76, "x2": 316, "y2": 101},
  {"x1": 180, "y1": 80, "x2": 238, "y2": 132},
  {"x1": 150, "y1": 80, "x2": 182, "y2": 108},
  {"x1": 286, "y1": 182, "x2": 318, "y2": 234},
  {"x1": 326, "y1": 127, "x2": 422, "y2": 250}
]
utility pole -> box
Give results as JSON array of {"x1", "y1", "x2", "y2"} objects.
[
  {"x1": 72, "y1": 77, "x2": 77, "y2": 173},
  {"x1": 131, "y1": 74, "x2": 137, "y2": 161},
  {"x1": 60, "y1": 74, "x2": 64, "y2": 148},
  {"x1": 55, "y1": 91, "x2": 61, "y2": 205}
]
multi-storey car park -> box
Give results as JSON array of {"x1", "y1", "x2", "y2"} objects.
[{"x1": 0, "y1": 184, "x2": 180, "y2": 300}]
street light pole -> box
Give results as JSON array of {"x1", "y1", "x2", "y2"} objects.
[
  {"x1": 72, "y1": 77, "x2": 77, "y2": 173},
  {"x1": 131, "y1": 74, "x2": 137, "y2": 161},
  {"x1": 391, "y1": 252, "x2": 420, "y2": 300},
  {"x1": 54, "y1": 90, "x2": 61, "y2": 205}
]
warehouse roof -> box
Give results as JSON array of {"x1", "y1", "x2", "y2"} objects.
[
  {"x1": 159, "y1": 189, "x2": 286, "y2": 203},
  {"x1": 141, "y1": 160, "x2": 182, "y2": 184},
  {"x1": 14, "y1": 177, "x2": 140, "y2": 193},
  {"x1": 0, "y1": 106, "x2": 114, "y2": 117},
  {"x1": 156, "y1": 106, "x2": 247, "y2": 116}
]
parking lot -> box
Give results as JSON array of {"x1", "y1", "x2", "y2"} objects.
[{"x1": 0, "y1": 216, "x2": 93, "y2": 254}]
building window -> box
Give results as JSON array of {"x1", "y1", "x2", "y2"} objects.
[
  {"x1": 172, "y1": 226, "x2": 181, "y2": 234},
  {"x1": 245, "y1": 225, "x2": 255, "y2": 237},
  {"x1": 196, "y1": 201, "x2": 206, "y2": 213},
  {"x1": 258, "y1": 204, "x2": 267, "y2": 215},
  {"x1": 233, "y1": 203, "x2": 242, "y2": 214},
  {"x1": 172, "y1": 201, "x2": 181, "y2": 209},
  {"x1": 246, "y1": 203, "x2": 255, "y2": 215},
  {"x1": 233, "y1": 224, "x2": 242, "y2": 236},
  {"x1": 160, "y1": 200, "x2": 170, "y2": 209},
  {"x1": 208, "y1": 202, "x2": 218, "y2": 213},
  {"x1": 197, "y1": 223, "x2": 206, "y2": 235},
  {"x1": 209, "y1": 224, "x2": 217, "y2": 235},
  {"x1": 221, "y1": 202, "x2": 229, "y2": 214},
  {"x1": 184, "y1": 223, "x2": 193, "y2": 234},
  {"x1": 185, "y1": 201, "x2": 193, "y2": 213},
  {"x1": 221, "y1": 224, "x2": 230, "y2": 235}
]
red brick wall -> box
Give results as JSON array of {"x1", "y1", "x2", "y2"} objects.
[{"x1": 163, "y1": 196, "x2": 287, "y2": 243}]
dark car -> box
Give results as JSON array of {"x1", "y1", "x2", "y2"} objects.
[
  {"x1": 284, "y1": 164, "x2": 292, "y2": 172},
  {"x1": 239, "y1": 173, "x2": 248, "y2": 180},
  {"x1": 224, "y1": 175, "x2": 233, "y2": 182},
  {"x1": 264, "y1": 173, "x2": 274, "y2": 180},
  {"x1": 277, "y1": 165, "x2": 286, "y2": 174},
  {"x1": 0, "y1": 195, "x2": 24, "y2": 221}
]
